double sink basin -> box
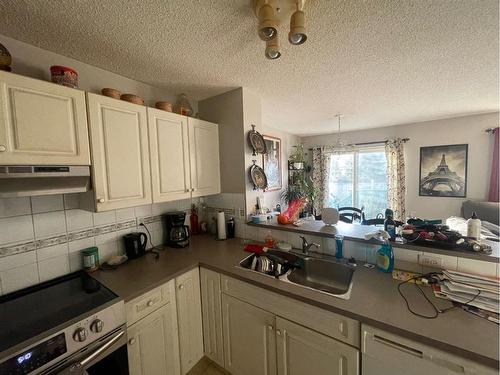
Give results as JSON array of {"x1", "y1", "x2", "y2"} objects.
[{"x1": 239, "y1": 249, "x2": 355, "y2": 300}]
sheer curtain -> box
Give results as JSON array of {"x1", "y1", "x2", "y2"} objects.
[
  {"x1": 312, "y1": 148, "x2": 332, "y2": 214},
  {"x1": 385, "y1": 139, "x2": 406, "y2": 221}
]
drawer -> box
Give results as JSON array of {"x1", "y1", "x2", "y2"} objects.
[
  {"x1": 126, "y1": 280, "x2": 174, "y2": 325},
  {"x1": 221, "y1": 274, "x2": 360, "y2": 348}
]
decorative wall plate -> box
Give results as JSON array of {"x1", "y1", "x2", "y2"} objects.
[
  {"x1": 249, "y1": 160, "x2": 268, "y2": 190},
  {"x1": 248, "y1": 124, "x2": 267, "y2": 156}
]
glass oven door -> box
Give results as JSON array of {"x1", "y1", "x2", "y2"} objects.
[{"x1": 46, "y1": 326, "x2": 128, "y2": 375}]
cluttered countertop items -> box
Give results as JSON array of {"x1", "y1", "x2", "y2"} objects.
[
  {"x1": 90, "y1": 234, "x2": 500, "y2": 368},
  {"x1": 247, "y1": 213, "x2": 500, "y2": 262}
]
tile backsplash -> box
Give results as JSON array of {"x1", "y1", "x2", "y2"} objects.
[{"x1": 0, "y1": 194, "x2": 197, "y2": 295}]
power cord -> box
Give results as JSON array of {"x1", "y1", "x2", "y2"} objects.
[
  {"x1": 398, "y1": 272, "x2": 482, "y2": 319},
  {"x1": 139, "y1": 223, "x2": 160, "y2": 261}
]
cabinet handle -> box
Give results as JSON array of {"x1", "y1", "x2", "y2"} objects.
[
  {"x1": 146, "y1": 300, "x2": 154, "y2": 307},
  {"x1": 178, "y1": 284, "x2": 184, "y2": 290},
  {"x1": 0, "y1": 145, "x2": 6, "y2": 152},
  {"x1": 97, "y1": 198, "x2": 105, "y2": 203},
  {"x1": 128, "y1": 338, "x2": 136, "y2": 345},
  {"x1": 276, "y1": 329, "x2": 281, "y2": 336},
  {"x1": 267, "y1": 325, "x2": 274, "y2": 331},
  {"x1": 185, "y1": 189, "x2": 190, "y2": 193},
  {"x1": 191, "y1": 188, "x2": 196, "y2": 192}
]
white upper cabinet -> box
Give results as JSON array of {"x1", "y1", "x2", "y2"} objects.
[
  {"x1": 0, "y1": 71, "x2": 90, "y2": 165},
  {"x1": 87, "y1": 93, "x2": 152, "y2": 211},
  {"x1": 148, "y1": 109, "x2": 191, "y2": 203},
  {"x1": 188, "y1": 118, "x2": 221, "y2": 198}
]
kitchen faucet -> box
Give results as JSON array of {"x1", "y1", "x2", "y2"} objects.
[{"x1": 299, "y1": 236, "x2": 320, "y2": 255}]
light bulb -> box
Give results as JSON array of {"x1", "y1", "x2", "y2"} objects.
[
  {"x1": 288, "y1": 10, "x2": 307, "y2": 45},
  {"x1": 258, "y1": 3, "x2": 278, "y2": 41},
  {"x1": 265, "y1": 37, "x2": 281, "y2": 59}
]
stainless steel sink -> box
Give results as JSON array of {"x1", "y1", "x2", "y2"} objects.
[
  {"x1": 287, "y1": 257, "x2": 354, "y2": 297},
  {"x1": 238, "y1": 250, "x2": 355, "y2": 300}
]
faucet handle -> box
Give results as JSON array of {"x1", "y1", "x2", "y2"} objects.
[{"x1": 312, "y1": 242, "x2": 321, "y2": 248}]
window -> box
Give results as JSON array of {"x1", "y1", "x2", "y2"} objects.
[{"x1": 326, "y1": 148, "x2": 387, "y2": 219}]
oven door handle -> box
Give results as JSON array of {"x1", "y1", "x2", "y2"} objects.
[{"x1": 70, "y1": 330, "x2": 125, "y2": 371}]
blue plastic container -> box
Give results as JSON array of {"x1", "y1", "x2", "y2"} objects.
[{"x1": 376, "y1": 242, "x2": 394, "y2": 273}]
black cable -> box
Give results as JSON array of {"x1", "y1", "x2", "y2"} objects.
[
  {"x1": 139, "y1": 223, "x2": 160, "y2": 261},
  {"x1": 397, "y1": 273, "x2": 482, "y2": 319}
]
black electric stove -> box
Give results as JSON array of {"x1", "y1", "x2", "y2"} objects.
[{"x1": 0, "y1": 272, "x2": 126, "y2": 375}]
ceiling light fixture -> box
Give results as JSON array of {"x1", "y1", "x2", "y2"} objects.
[
  {"x1": 258, "y1": 3, "x2": 278, "y2": 41},
  {"x1": 253, "y1": 0, "x2": 308, "y2": 59},
  {"x1": 289, "y1": 3, "x2": 307, "y2": 45},
  {"x1": 265, "y1": 36, "x2": 281, "y2": 59},
  {"x1": 332, "y1": 115, "x2": 356, "y2": 154}
]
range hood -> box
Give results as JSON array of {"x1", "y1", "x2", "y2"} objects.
[{"x1": 0, "y1": 166, "x2": 91, "y2": 198}]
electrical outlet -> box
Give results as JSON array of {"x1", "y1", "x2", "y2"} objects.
[{"x1": 418, "y1": 254, "x2": 443, "y2": 268}]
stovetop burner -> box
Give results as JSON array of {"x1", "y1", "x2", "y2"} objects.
[{"x1": 0, "y1": 271, "x2": 118, "y2": 353}]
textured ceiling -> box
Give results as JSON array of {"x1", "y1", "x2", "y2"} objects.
[{"x1": 0, "y1": 0, "x2": 498, "y2": 135}]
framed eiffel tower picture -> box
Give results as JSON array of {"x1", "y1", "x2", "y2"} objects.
[{"x1": 419, "y1": 144, "x2": 468, "y2": 197}]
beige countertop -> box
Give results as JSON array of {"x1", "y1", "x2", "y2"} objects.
[
  {"x1": 248, "y1": 219, "x2": 500, "y2": 262},
  {"x1": 91, "y1": 235, "x2": 499, "y2": 369}
]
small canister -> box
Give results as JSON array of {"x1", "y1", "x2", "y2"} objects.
[{"x1": 81, "y1": 247, "x2": 99, "y2": 272}]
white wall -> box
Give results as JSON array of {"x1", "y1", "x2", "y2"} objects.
[
  {"x1": 301, "y1": 112, "x2": 499, "y2": 220},
  {"x1": 198, "y1": 88, "x2": 246, "y2": 193},
  {"x1": 0, "y1": 34, "x2": 191, "y2": 109}
]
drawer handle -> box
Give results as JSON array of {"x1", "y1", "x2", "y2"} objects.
[
  {"x1": 178, "y1": 284, "x2": 184, "y2": 290},
  {"x1": 97, "y1": 198, "x2": 105, "y2": 203},
  {"x1": 147, "y1": 300, "x2": 154, "y2": 307},
  {"x1": 0, "y1": 145, "x2": 6, "y2": 152},
  {"x1": 373, "y1": 335, "x2": 423, "y2": 358},
  {"x1": 128, "y1": 338, "x2": 136, "y2": 345}
]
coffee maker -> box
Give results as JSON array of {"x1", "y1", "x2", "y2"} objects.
[{"x1": 164, "y1": 211, "x2": 190, "y2": 248}]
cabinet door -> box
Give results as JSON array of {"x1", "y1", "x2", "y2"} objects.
[
  {"x1": 188, "y1": 118, "x2": 220, "y2": 197},
  {"x1": 87, "y1": 93, "x2": 152, "y2": 211},
  {"x1": 200, "y1": 268, "x2": 224, "y2": 367},
  {"x1": 176, "y1": 268, "x2": 204, "y2": 374},
  {"x1": 276, "y1": 317, "x2": 359, "y2": 375},
  {"x1": 127, "y1": 302, "x2": 181, "y2": 375},
  {"x1": 0, "y1": 71, "x2": 90, "y2": 165},
  {"x1": 222, "y1": 294, "x2": 277, "y2": 375},
  {"x1": 147, "y1": 108, "x2": 191, "y2": 202}
]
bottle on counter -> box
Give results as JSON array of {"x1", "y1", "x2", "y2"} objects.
[
  {"x1": 226, "y1": 217, "x2": 235, "y2": 238},
  {"x1": 384, "y1": 212, "x2": 396, "y2": 240},
  {"x1": 467, "y1": 212, "x2": 481, "y2": 239},
  {"x1": 376, "y1": 242, "x2": 394, "y2": 273}
]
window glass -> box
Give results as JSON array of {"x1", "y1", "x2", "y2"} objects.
[
  {"x1": 326, "y1": 148, "x2": 387, "y2": 220},
  {"x1": 357, "y1": 151, "x2": 387, "y2": 219},
  {"x1": 327, "y1": 153, "x2": 354, "y2": 208}
]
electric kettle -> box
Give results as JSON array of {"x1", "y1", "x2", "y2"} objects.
[{"x1": 123, "y1": 232, "x2": 148, "y2": 259}]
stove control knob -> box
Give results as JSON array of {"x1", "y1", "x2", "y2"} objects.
[
  {"x1": 90, "y1": 319, "x2": 104, "y2": 333},
  {"x1": 73, "y1": 327, "x2": 87, "y2": 342}
]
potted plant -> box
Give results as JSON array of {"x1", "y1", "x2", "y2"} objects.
[{"x1": 289, "y1": 145, "x2": 307, "y2": 170}]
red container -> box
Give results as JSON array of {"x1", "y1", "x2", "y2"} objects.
[{"x1": 50, "y1": 65, "x2": 78, "y2": 88}]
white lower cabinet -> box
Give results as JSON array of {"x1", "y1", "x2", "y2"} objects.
[
  {"x1": 276, "y1": 317, "x2": 359, "y2": 375},
  {"x1": 127, "y1": 303, "x2": 181, "y2": 375},
  {"x1": 200, "y1": 268, "x2": 224, "y2": 367},
  {"x1": 222, "y1": 294, "x2": 277, "y2": 375},
  {"x1": 176, "y1": 268, "x2": 204, "y2": 374}
]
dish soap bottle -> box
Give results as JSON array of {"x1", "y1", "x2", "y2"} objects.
[
  {"x1": 467, "y1": 211, "x2": 481, "y2": 239},
  {"x1": 376, "y1": 241, "x2": 394, "y2": 273}
]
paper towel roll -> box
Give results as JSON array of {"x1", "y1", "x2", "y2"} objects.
[{"x1": 217, "y1": 211, "x2": 227, "y2": 240}]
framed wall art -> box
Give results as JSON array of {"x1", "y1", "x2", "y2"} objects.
[
  {"x1": 262, "y1": 135, "x2": 282, "y2": 191},
  {"x1": 419, "y1": 144, "x2": 468, "y2": 197}
]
